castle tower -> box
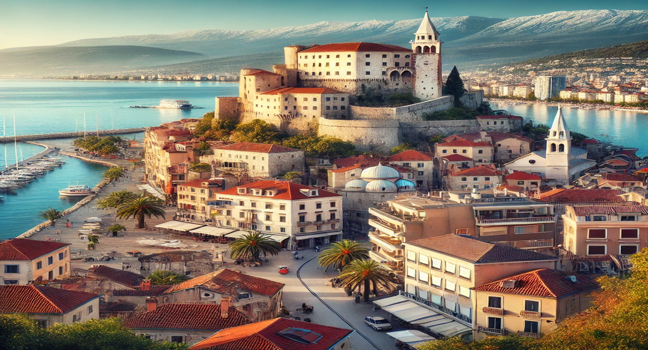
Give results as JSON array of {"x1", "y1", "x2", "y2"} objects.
[
  {"x1": 545, "y1": 107, "x2": 572, "y2": 184},
  {"x1": 412, "y1": 9, "x2": 443, "y2": 100}
]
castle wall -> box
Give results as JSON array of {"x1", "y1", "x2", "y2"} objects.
[
  {"x1": 413, "y1": 53, "x2": 442, "y2": 100},
  {"x1": 400, "y1": 119, "x2": 481, "y2": 140},
  {"x1": 318, "y1": 118, "x2": 401, "y2": 153},
  {"x1": 214, "y1": 97, "x2": 240, "y2": 122},
  {"x1": 349, "y1": 95, "x2": 453, "y2": 121}
]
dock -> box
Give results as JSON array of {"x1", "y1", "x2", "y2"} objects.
[{"x1": 0, "y1": 127, "x2": 145, "y2": 143}]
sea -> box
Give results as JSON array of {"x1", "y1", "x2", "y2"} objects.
[{"x1": 0, "y1": 80, "x2": 646, "y2": 238}]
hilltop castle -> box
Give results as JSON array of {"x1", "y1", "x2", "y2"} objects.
[{"x1": 215, "y1": 11, "x2": 484, "y2": 153}]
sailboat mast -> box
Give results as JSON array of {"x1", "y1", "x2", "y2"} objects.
[{"x1": 13, "y1": 115, "x2": 18, "y2": 170}]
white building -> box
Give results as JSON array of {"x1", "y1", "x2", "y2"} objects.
[
  {"x1": 535, "y1": 76, "x2": 566, "y2": 100},
  {"x1": 212, "y1": 180, "x2": 342, "y2": 249},
  {"x1": 0, "y1": 239, "x2": 71, "y2": 285}
]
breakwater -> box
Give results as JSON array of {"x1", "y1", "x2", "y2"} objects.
[
  {"x1": 1, "y1": 141, "x2": 57, "y2": 173},
  {"x1": 0, "y1": 127, "x2": 145, "y2": 143}
]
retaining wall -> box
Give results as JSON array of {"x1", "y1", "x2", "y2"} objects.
[{"x1": 318, "y1": 118, "x2": 400, "y2": 153}]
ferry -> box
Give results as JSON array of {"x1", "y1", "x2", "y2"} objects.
[
  {"x1": 158, "y1": 100, "x2": 193, "y2": 109},
  {"x1": 59, "y1": 184, "x2": 93, "y2": 197}
]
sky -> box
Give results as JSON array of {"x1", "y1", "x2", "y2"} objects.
[{"x1": 1, "y1": 0, "x2": 647, "y2": 49}]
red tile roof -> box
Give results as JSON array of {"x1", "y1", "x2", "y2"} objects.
[
  {"x1": 387, "y1": 150, "x2": 434, "y2": 162},
  {"x1": 582, "y1": 138, "x2": 601, "y2": 144},
  {"x1": 300, "y1": 42, "x2": 410, "y2": 53},
  {"x1": 164, "y1": 269, "x2": 284, "y2": 297},
  {"x1": 88, "y1": 265, "x2": 144, "y2": 288},
  {"x1": 189, "y1": 318, "x2": 353, "y2": 350},
  {"x1": 217, "y1": 142, "x2": 301, "y2": 154},
  {"x1": 506, "y1": 171, "x2": 542, "y2": 181},
  {"x1": 452, "y1": 165, "x2": 501, "y2": 177},
  {"x1": 600, "y1": 173, "x2": 641, "y2": 182},
  {"x1": 113, "y1": 286, "x2": 170, "y2": 296},
  {"x1": 441, "y1": 154, "x2": 473, "y2": 162},
  {"x1": 333, "y1": 155, "x2": 385, "y2": 168},
  {"x1": 571, "y1": 204, "x2": 648, "y2": 216},
  {"x1": 244, "y1": 70, "x2": 281, "y2": 77},
  {"x1": 123, "y1": 303, "x2": 249, "y2": 331},
  {"x1": 261, "y1": 87, "x2": 343, "y2": 95},
  {"x1": 406, "y1": 234, "x2": 557, "y2": 264},
  {"x1": 330, "y1": 164, "x2": 362, "y2": 173},
  {"x1": 0, "y1": 285, "x2": 99, "y2": 314},
  {"x1": 473, "y1": 269, "x2": 599, "y2": 298},
  {"x1": 537, "y1": 189, "x2": 624, "y2": 203},
  {"x1": 438, "y1": 139, "x2": 492, "y2": 147},
  {"x1": 0, "y1": 239, "x2": 69, "y2": 261},
  {"x1": 217, "y1": 180, "x2": 340, "y2": 200}
]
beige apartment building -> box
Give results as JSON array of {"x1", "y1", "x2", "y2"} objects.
[
  {"x1": 436, "y1": 138, "x2": 494, "y2": 164},
  {"x1": 473, "y1": 269, "x2": 598, "y2": 339},
  {"x1": 213, "y1": 180, "x2": 342, "y2": 249},
  {"x1": 200, "y1": 142, "x2": 304, "y2": 179},
  {"x1": 562, "y1": 203, "x2": 648, "y2": 257},
  {"x1": 177, "y1": 178, "x2": 229, "y2": 222},
  {"x1": 0, "y1": 239, "x2": 71, "y2": 285},
  {"x1": 447, "y1": 165, "x2": 502, "y2": 191},
  {"x1": 253, "y1": 87, "x2": 350, "y2": 120}
]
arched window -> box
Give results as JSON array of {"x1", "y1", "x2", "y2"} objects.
[
  {"x1": 559, "y1": 131, "x2": 564, "y2": 137},
  {"x1": 553, "y1": 131, "x2": 557, "y2": 136},
  {"x1": 401, "y1": 70, "x2": 412, "y2": 84},
  {"x1": 389, "y1": 71, "x2": 401, "y2": 82},
  {"x1": 416, "y1": 46, "x2": 422, "y2": 54},
  {"x1": 430, "y1": 46, "x2": 437, "y2": 54},
  {"x1": 551, "y1": 143, "x2": 556, "y2": 152},
  {"x1": 423, "y1": 46, "x2": 430, "y2": 53},
  {"x1": 559, "y1": 144, "x2": 565, "y2": 152},
  {"x1": 428, "y1": 35, "x2": 432, "y2": 40}
]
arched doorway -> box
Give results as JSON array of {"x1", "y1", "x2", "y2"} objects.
[
  {"x1": 389, "y1": 71, "x2": 401, "y2": 82},
  {"x1": 401, "y1": 70, "x2": 412, "y2": 84}
]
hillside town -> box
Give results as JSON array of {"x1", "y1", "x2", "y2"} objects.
[{"x1": 4, "y1": 10, "x2": 648, "y2": 350}]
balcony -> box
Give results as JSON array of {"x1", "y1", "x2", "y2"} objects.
[
  {"x1": 482, "y1": 307, "x2": 504, "y2": 315},
  {"x1": 478, "y1": 326, "x2": 508, "y2": 336},
  {"x1": 368, "y1": 219, "x2": 402, "y2": 236},
  {"x1": 520, "y1": 310, "x2": 541, "y2": 318},
  {"x1": 517, "y1": 331, "x2": 541, "y2": 339},
  {"x1": 369, "y1": 232, "x2": 403, "y2": 252},
  {"x1": 475, "y1": 216, "x2": 555, "y2": 226},
  {"x1": 370, "y1": 249, "x2": 403, "y2": 263}
]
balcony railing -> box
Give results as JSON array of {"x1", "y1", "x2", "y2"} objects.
[
  {"x1": 369, "y1": 232, "x2": 404, "y2": 247},
  {"x1": 496, "y1": 239, "x2": 554, "y2": 250},
  {"x1": 520, "y1": 310, "x2": 542, "y2": 318},
  {"x1": 517, "y1": 331, "x2": 541, "y2": 338},
  {"x1": 482, "y1": 307, "x2": 504, "y2": 315},
  {"x1": 476, "y1": 216, "x2": 555, "y2": 225},
  {"x1": 400, "y1": 291, "x2": 472, "y2": 326},
  {"x1": 370, "y1": 249, "x2": 403, "y2": 262},
  {"x1": 478, "y1": 326, "x2": 508, "y2": 335},
  {"x1": 368, "y1": 219, "x2": 402, "y2": 236}
]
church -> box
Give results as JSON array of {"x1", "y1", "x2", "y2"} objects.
[{"x1": 504, "y1": 108, "x2": 596, "y2": 185}]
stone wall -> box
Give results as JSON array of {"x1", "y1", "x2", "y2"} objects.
[
  {"x1": 214, "y1": 97, "x2": 240, "y2": 122},
  {"x1": 349, "y1": 95, "x2": 454, "y2": 122},
  {"x1": 400, "y1": 120, "x2": 481, "y2": 139},
  {"x1": 318, "y1": 118, "x2": 401, "y2": 153}
]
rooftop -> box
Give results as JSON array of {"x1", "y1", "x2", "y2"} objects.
[
  {"x1": 452, "y1": 165, "x2": 501, "y2": 177},
  {"x1": 386, "y1": 150, "x2": 434, "y2": 162},
  {"x1": 441, "y1": 154, "x2": 473, "y2": 162},
  {"x1": 537, "y1": 189, "x2": 624, "y2": 203},
  {"x1": 599, "y1": 173, "x2": 642, "y2": 182},
  {"x1": 244, "y1": 70, "x2": 281, "y2": 77},
  {"x1": 180, "y1": 179, "x2": 226, "y2": 189},
  {"x1": 473, "y1": 269, "x2": 599, "y2": 298},
  {"x1": 300, "y1": 42, "x2": 411, "y2": 53},
  {"x1": 261, "y1": 87, "x2": 343, "y2": 95},
  {"x1": 123, "y1": 303, "x2": 249, "y2": 331},
  {"x1": 164, "y1": 269, "x2": 285, "y2": 297},
  {"x1": 217, "y1": 142, "x2": 301, "y2": 154},
  {"x1": 88, "y1": 265, "x2": 144, "y2": 288},
  {"x1": 438, "y1": 138, "x2": 492, "y2": 147},
  {"x1": 0, "y1": 285, "x2": 99, "y2": 314},
  {"x1": 217, "y1": 180, "x2": 340, "y2": 201},
  {"x1": 506, "y1": 171, "x2": 542, "y2": 181},
  {"x1": 571, "y1": 204, "x2": 648, "y2": 216},
  {"x1": 0, "y1": 238, "x2": 69, "y2": 261}
]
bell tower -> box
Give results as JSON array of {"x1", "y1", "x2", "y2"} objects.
[
  {"x1": 545, "y1": 107, "x2": 572, "y2": 184},
  {"x1": 412, "y1": 9, "x2": 442, "y2": 100}
]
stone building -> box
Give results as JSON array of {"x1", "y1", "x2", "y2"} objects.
[
  {"x1": 138, "y1": 251, "x2": 215, "y2": 278},
  {"x1": 200, "y1": 142, "x2": 304, "y2": 179},
  {"x1": 0, "y1": 239, "x2": 71, "y2": 285}
]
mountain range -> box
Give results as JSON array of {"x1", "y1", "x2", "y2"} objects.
[{"x1": 2, "y1": 9, "x2": 648, "y2": 76}]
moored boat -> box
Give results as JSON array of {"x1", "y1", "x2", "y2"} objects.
[{"x1": 59, "y1": 184, "x2": 93, "y2": 197}]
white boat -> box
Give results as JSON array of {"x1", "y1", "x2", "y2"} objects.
[
  {"x1": 59, "y1": 184, "x2": 93, "y2": 197},
  {"x1": 158, "y1": 99, "x2": 193, "y2": 109}
]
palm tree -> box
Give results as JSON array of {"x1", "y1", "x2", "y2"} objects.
[
  {"x1": 97, "y1": 190, "x2": 136, "y2": 209},
  {"x1": 147, "y1": 270, "x2": 190, "y2": 285},
  {"x1": 116, "y1": 195, "x2": 166, "y2": 229},
  {"x1": 318, "y1": 240, "x2": 369, "y2": 271},
  {"x1": 107, "y1": 224, "x2": 126, "y2": 236},
  {"x1": 229, "y1": 231, "x2": 281, "y2": 263},
  {"x1": 39, "y1": 208, "x2": 62, "y2": 225},
  {"x1": 338, "y1": 259, "x2": 393, "y2": 302},
  {"x1": 103, "y1": 166, "x2": 125, "y2": 181},
  {"x1": 88, "y1": 234, "x2": 99, "y2": 244}
]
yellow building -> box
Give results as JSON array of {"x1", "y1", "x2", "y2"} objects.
[
  {"x1": 473, "y1": 269, "x2": 599, "y2": 339},
  {"x1": 177, "y1": 179, "x2": 229, "y2": 222},
  {"x1": 0, "y1": 239, "x2": 71, "y2": 285}
]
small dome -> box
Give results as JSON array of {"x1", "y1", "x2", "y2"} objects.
[
  {"x1": 344, "y1": 179, "x2": 369, "y2": 191},
  {"x1": 361, "y1": 163, "x2": 400, "y2": 180},
  {"x1": 366, "y1": 180, "x2": 398, "y2": 193},
  {"x1": 395, "y1": 179, "x2": 416, "y2": 191}
]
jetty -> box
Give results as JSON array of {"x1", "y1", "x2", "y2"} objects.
[{"x1": 0, "y1": 127, "x2": 145, "y2": 143}]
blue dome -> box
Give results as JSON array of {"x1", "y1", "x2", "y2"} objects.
[
  {"x1": 360, "y1": 164, "x2": 400, "y2": 180},
  {"x1": 344, "y1": 179, "x2": 369, "y2": 191},
  {"x1": 366, "y1": 180, "x2": 398, "y2": 192},
  {"x1": 395, "y1": 179, "x2": 416, "y2": 191}
]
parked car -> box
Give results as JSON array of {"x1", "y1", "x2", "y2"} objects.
[{"x1": 364, "y1": 316, "x2": 393, "y2": 331}]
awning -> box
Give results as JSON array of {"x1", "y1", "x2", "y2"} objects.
[
  {"x1": 84, "y1": 217, "x2": 102, "y2": 223},
  {"x1": 458, "y1": 296, "x2": 473, "y2": 308},
  {"x1": 369, "y1": 235, "x2": 398, "y2": 252},
  {"x1": 294, "y1": 232, "x2": 342, "y2": 241},
  {"x1": 383, "y1": 301, "x2": 419, "y2": 313},
  {"x1": 225, "y1": 230, "x2": 252, "y2": 239},
  {"x1": 264, "y1": 234, "x2": 289, "y2": 243},
  {"x1": 429, "y1": 322, "x2": 472, "y2": 338},
  {"x1": 155, "y1": 221, "x2": 186, "y2": 229},
  {"x1": 410, "y1": 314, "x2": 445, "y2": 325},
  {"x1": 393, "y1": 308, "x2": 439, "y2": 323},
  {"x1": 173, "y1": 223, "x2": 204, "y2": 232},
  {"x1": 189, "y1": 226, "x2": 234, "y2": 236},
  {"x1": 386, "y1": 330, "x2": 436, "y2": 346},
  {"x1": 374, "y1": 295, "x2": 409, "y2": 308}
]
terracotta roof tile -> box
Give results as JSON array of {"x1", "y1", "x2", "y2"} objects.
[
  {"x1": 217, "y1": 180, "x2": 340, "y2": 201},
  {"x1": 600, "y1": 173, "x2": 641, "y2": 182},
  {"x1": 571, "y1": 204, "x2": 648, "y2": 216},
  {"x1": 244, "y1": 70, "x2": 281, "y2": 77},
  {"x1": 387, "y1": 150, "x2": 434, "y2": 162},
  {"x1": 123, "y1": 303, "x2": 249, "y2": 331},
  {"x1": 0, "y1": 285, "x2": 99, "y2": 314},
  {"x1": 300, "y1": 42, "x2": 410, "y2": 53},
  {"x1": 474, "y1": 269, "x2": 599, "y2": 298},
  {"x1": 0, "y1": 239, "x2": 69, "y2": 261},
  {"x1": 217, "y1": 142, "x2": 301, "y2": 154},
  {"x1": 165, "y1": 269, "x2": 284, "y2": 297},
  {"x1": 441, "y1": 154, "x2": 473, "y2": 162},
  {"x1": 538, "y1": 189, "x2": 624, "y2": 203},
  {"x1": 189, "y1": 318, "x2": 353, "y2": 350},
  {"x1": 506, "y1": 171, "x2": 542, "y2": 181},
  {"x1": 88, "y1": 265, "x2": 144, "y2": 288},
  {"x1": 406, "y1": 234, "x2": 557, "y2": 264},
  {"x1": 113, "y1": 286, "x2": 170, "y2": 296},
  {"x1": 333, "y1": 155, "x2": 385, "y2": 168},
  {"x1": 330, "y1": 164, "x2": 362, "y2": 173},
  {"x1": 452, "y1": 165, "x2": 501, "y2": 177},
  {"x1": 438, "y1": 139, "x2": 492, "y2": 147},
  {"x1": 261, "y1": 87, "x2": 343, "y2": 95}
]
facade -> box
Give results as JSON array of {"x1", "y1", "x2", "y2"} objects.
[
  {"x1": 177, "y1": 179, "x2": 229, "y2": 222},
  {"x1": 386, "y1": 150, "x2": 436, "y2": 190},
  {"x1": 0, "y1": 239, "x2": 71, "y2": 285},
  {"x1": 212, "y1": 180, "x2": 342, "y2": 249},
  {"x1": 163, "y1": 269, "x2": 284, "y2": 323},
  {"x1": 189, "y1": 318, "x2": 353, "y2": 350},
  {"x1": 254, "y1": 87, "x2": 350, "y2": 121},
  {"x1": 476, "y1": 115, "x2": 524, "y2": 133},
  {"x1": 402, "y1": 234, "x2": 558, "y2": 327},
  {"x1": 504, "y1": 171, "x2": 542, "y2": 193},
  {"x1": 200, "y1": 142, "x2": 305, "y2": 179},
  {"x1": 562, "y1": 204, "x2": 648, "y2": 257},
  {"x1": 473, "y1": 269, "x2": 599, "y2": 339},
  {"x1": 436, "y1": 138, "x2": 494, "y2": 165},
  {"x1": 0, "y1": 285, "x2": 100, "y2": 328},
  {"x1": 447, "y1": 132, "x2": 534, "y2": 164},
  {"x1": 447, "y1": 165, "x2": 502, "y2": 191},
  {"x1": 535, "y1": 75, "x2": 567, "y2": 100}
]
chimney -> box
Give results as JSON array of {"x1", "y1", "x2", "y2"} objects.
[
  {"x1": 146, "y1": 297, "x2": 157, "y2": 312},
  {"x1": 141, "y1": 279, "x2": 151, "y2": 291},
  {"x1": 220, "y1": 296, "x2": 232, "y2": 318}
]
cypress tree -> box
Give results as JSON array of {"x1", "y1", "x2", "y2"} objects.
[{"x1": 445, "y1": 66, "x2": 465, "y2": 107}]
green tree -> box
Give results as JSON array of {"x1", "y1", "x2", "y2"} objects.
[
  {"x1": 147, "y1": 270, "x2": 191, "y2": 285},
  {"x1": 97, "y1": 190, "x2": 137, "y2": 209},
  {"x1": 88, "y1": 234, "x2": 99, "y2": 244},
  {"x1": 282, "y1": 135, "x2": 356, "y2": 158},
  {"x1": 230, "y1": 119, "x2": 284, "y2": 144},
  {"x1": 228, "y1": 231, "x2": 281, "y2": 262},
  {"x1": 429, "y1": 135, "x2": 445, "y2": 144},
  {"x1": 338, "y1": 259, "x2": 393, "y2": 302},
  {"x1": 445, "y1": 66, "x2": 465, "y2": 107},
  {"x1": 416, "y1": 335, "x2": 537, "y2": 350},
  {"x1": 192, "y1": 142, "x2": 212, "y2": 157},
  {"x1": 116, "y1": 195, "x2": 166, "y2": 229},
  {"x1": 391, "y1": 143, "x2": 412, "y2": 155},
  {"x1": 39, "y1": 208, "x2": 62, "y2": 225},
  {"x1": 194, "y1": 112, "x2": 214, "y2": 137},
  {"x1": 527, "y1": 91, "x2": 538, "y2": 101},
  {"x1": 423, "y1": 107, "x2": 479, "y2": 121},
  {"x1": 107, "y1": 224, "x2": 126, "y2": 236},
  {"x1": 103, "y1": 166, "x2": 125, "y2": 181},
  {"x1": 0, "y1": 313, "x2": 48, "y2": 350},
  {"x1": 318, "y1": 240, "x2": 369, "y2": 271},
  {"x1": 283, "y1": 171, "x2": 302, "y2": 181},
  {"x1": 204, "y1": 120, "x2": 238, "y2": 141},
  {"x1": 189, "y1": 162, "x2": 211, "y2": 173}
]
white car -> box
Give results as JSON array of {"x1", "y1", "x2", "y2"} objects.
[{"x1": 364, "y1": 316, "x2": 393, "y2": 331}]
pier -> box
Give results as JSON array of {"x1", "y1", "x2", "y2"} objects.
[{"x1": 0, "y1": 127, "x2": 145, "y2": 143}]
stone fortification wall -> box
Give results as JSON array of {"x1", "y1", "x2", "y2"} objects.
[
  {"x1": 300, "y1": 78, "x2": 410, "y2": 97},
  {"x1": 214, "y1": 97, "x2": 241, "y2": 122},
  {"x1": 318, "y1": 118, "x2": 400, "y2": 153},
  {"x1": 400, "y1": 120, "x2": 481, "y2": 139},
  {"x1": 349, "y1": 95, "x2": 454, "y2": 121},
  {"x1": 460, "y1": 90, "x2": 484, "y2": 109}
]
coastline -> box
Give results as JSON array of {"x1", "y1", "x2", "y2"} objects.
[{"x1": 487, "y1": 98, "x2": 648, "y2": 113}]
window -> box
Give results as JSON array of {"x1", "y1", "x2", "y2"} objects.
[
  {"x1": 382, "y1": 62, "x2": 387, "y2": 66},
  {"x1": 621, "y1": 229, "x2": 639, "y2": 239},
  {"x1": 299, "y1": 204, "x2": 305, "y2": 210},
  {"x1": 419, "y1": 271, "x2": 429, "y2": 283},
  {"x1": 365, "y1": 71, "x2": 370, "y2": 75},
  {"x1": 382, "y1": 54, "x2": 387, "y2": 58},
  {"x1": 407, "y1": 251, "x2": 416, "y2": 262},
  {"x1": 171, "y1": 336, "x2": 183, "y2": 343},
  {"x1": 431, "y1": 258, "x2": 442, "y2": 270},
  {"x1": 445, "y1": 280, "x2": 456, "y2": 292},
  {"x1": 4, "y1": 265, "x2": 19, "y2": 274},
  {"x1": 525, "y1": 300, "x2": 540, "y2": 312},
  {"x1": 446, "y1": 300, "x2": 457, "y2": 312},
  {"x1": 620, "y1": 245, "x2": 639, "y2": 255},
  {"x1": 524, "y1": 321, "x2": 539, "y2": 334},
  {"x1": 461, "y1": 177, "x2": 467, "y2": 181},
  {"x1": 418, "y1": 163, "x2": 424, "y2": 168},
  {"x1": 514, "y1": 226, "x2": 532, "y2": 234},
  {"x1": 36, "y1": 261, "x2": 42, "y2": 269},
  {"x1": 588, "y1": 229, "x2": 606, "y2": 239},
  {"x1": 418, "y1": 171, "x2": 424, "y2": 176},
  {"x1": 251, "y1": 224, "x2": 257, "y2": 230},
  {"x1": 280, "y1": 227, "x2": 286, "y2": 233},
  {"x1": 621, "y1": 215, "x2": 637, "y2": 221},
  {"x1": 407, "y1": 267, "x2": 416, "y2": 279},
  {"x1": 251, "y1": 202, "x2": 256, "y2": 208},
  {"x1": 459, "y1": 267, "x2": 471, "y2": 279},
  {"x1": 4, "y1": 280, "x2": 18, "y2": 285},
  {"x1": 488, "y1": 296, "x2": 502, "y2": 308},
  {"x1": 588, "y1": 245, "x2": 606, "y2": 255},
  {"x1": 300, "y1": 227, "x2": 305, "y2": 233},
  {"x1": 488, "y1": 317, "x2": 502, "y2": 330},
  {"x1": 419, "y1": 254, "x2": 429, "y2": 265},
  {"x1": 239, "y1": 212, "x2": 244, "y2": 218},
  {"x1": 280, "y1": 204, "x2": 286, "y2": 210},
  {"x1": 299, "y1": 215, "x2": 306, "y2": 223},
  {"x1": 445, "y1": 262, "x2": 456, "y2": 275},
  {"x1": 59, "y1": 266, "x2": 63, "y2": 275},
  {"x1": 88, "y1": 305, "x2": 93, "y2": 314},
  {"x1": 316, "y1": 202, "x2": 322, "y2": 209},
  {"x1": 459, "y1": 286, "x2": 471, "y2": 298},
  {"x1": 59, "y1": 253, "x2": 64, "y2": 260},
  {"x1": 72, "y1": 315, "x2": 78, "y2": 322},
  {"x1": 365, "y1": 62, "x2": 370, "y2": 66},
  {"x1": 280, "y1": 216, "x2": 286, "y2": 223},
  {"x1": 48, "y1": 257, "x2": 53, "y2": 265},
  {"x1": 593, "y1": 215, "x2": 607, "y2": 221},
  {"x1": 365, "y1": 54, "x2": 370, "y2": 58},
  {"x1": 265, "y1": 215, "x2": 271, "y2": 221},
  {"x1": 432, "y1": 276, "x2": 442, "y2": 288}
]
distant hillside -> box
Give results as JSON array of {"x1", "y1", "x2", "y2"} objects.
[
  {"x1": 0, "y1": 46, "x2": 204, "y2": 76},
  {"x1": 519, "y1": 39, "x2": 648, "y2": 65}
]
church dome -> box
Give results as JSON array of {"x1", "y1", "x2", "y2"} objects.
[
  {"x1": 395, "y1": 179, "x2": 416, "y2": 191},
  {"x1": 344, "y1": 179, "x2": 369, "y2": 191},
  {"x1": 366, "y1": 180, "x2": 398, "y2": 193},
  {"x1": 361, "y1": 163, "x2": 400, "y2": 180}
]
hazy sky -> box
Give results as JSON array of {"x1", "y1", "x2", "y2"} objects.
[{"x1": 1, "y1": 0, "x2": 646, "y2": 49}]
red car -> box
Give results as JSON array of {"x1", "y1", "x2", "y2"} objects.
[{"x1": 278, "y1": 266, "x2": 289, "y2": 274}]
